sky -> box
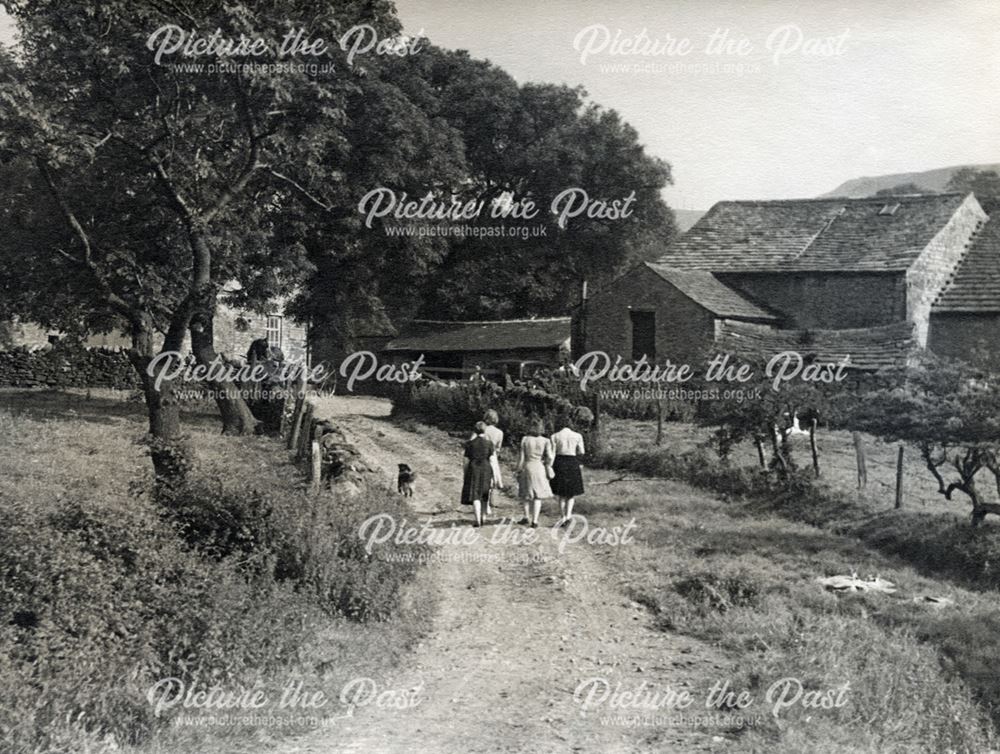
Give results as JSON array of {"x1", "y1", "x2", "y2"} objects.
[
  {"x1": 393, "y1": 0, "x2": 1000, "y2": 208},
  {"x1": 1, "y1": 2, "x2": 997, "y2": 209}
]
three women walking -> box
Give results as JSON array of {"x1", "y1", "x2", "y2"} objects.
[{"x1": 461, "y1": 410, "x2": 587, "y2": 528}]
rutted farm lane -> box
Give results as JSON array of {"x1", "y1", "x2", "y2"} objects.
[{"x1": 277, "y1": 396, "x2": 731, "y2": 754}]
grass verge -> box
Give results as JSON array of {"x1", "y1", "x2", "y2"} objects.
[{"x1": 0, "y1": 388, "x2": 433, "y2": 754}]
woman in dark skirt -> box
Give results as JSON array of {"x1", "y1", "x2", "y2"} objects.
[
  {"x1": 550, "y1": 417, "x2": 586, "y2": 528},
  {"x1": 461, "y1": 421, "x2": 495, "y2": 527}
]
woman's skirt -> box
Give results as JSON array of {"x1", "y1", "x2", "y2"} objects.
[
  {"x1": 518, "y1": 460, "x2": 553, "y2": 501},
  {"x1": 551, "y1": 455, "x2": 585, "y2": 497},
  {"x1": 461, "y1": 461, "x2": 494, "y2": 505}
]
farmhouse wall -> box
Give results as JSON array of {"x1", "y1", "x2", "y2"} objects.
[
  {"x1": 717, "y1": 272, "x2": 906, "y2": 330},
  {"x1": 579, "y1": 264, "x2": 716, "y2": 364},
  {"x1": 928, "y1": 313, "x2": 1000, "y2": 368}
]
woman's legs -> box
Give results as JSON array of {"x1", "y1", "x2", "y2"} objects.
[
  {"x1": 531, "y1": 498, "x2": 542, "y2": 527},
  {"x1": 564, "y1": 497, "x2": 575, "y2": 521},
  {"x1": 472, "y1": 499, "x2": 482, "y2": 527},
  {"x1": 521, "y1": 500, "x2": 531, "y2": 525}
]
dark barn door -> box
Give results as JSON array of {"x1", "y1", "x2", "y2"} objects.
[{"x1": 630, "y1": 311, "x2": 656, "y2": 361}]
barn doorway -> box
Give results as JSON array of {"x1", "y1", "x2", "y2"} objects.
[{"x1": 630, "y1": 310, "x2": 656, "y2": 361}]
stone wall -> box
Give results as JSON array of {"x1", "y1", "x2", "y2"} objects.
[
  {"x1": 928, "y1": 312, "x2": 1000, "y2": 368},
  {"x1": 579, "y1": 264, "x2": 716, "y2": 364},
  {"x1": 0, "y1": 346, "x2": 140, "y2": 389}
]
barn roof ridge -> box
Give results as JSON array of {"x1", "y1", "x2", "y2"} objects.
[{"x1": 656, "y1": 192, "x2": 977, "y2": 273}]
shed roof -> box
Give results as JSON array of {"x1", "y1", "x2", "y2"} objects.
[
  {"x1": 645, "y1": 264, "x2": 779, "y2": 321},
  {"x1": 717, "y1": 320, "x2": 915, "y2": 371},
  {"x1": 657, "y1": 194, "x2": 973, "y2": 272},
  {"x1": 384, "y1": 318, "x2": 571, "y2": 353},
  {"x1": 932, "y1": 197, "x2": 1000, "y2": 313}
]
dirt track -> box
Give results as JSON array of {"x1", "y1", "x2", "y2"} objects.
[{"x1": 276, "y1": 396, "x2": 730, "y2": 753}]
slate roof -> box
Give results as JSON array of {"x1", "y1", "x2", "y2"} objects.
[
  {"x1": 645, "y1": 264, "x2": 779, "y2": 321},
  {"x1": 657, "y1": 194, "x2": 971, "y2": 272},
  {"x1": 932, "y1": 198, "x2": 1000, "y2": 313},
  {"x1": 384, "y1": 318, "x2": 571, "y2": 352},
  {"x1": 717, "y1": 320, "x2": 915, "y2": 371}
]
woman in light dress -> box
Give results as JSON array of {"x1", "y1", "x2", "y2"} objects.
[
  {"x1": 550, "y1": 417, "x2": 587, "y2": 528},
  {"x1": 516, "y1": 418, "x2": 554, "y2": 528}
]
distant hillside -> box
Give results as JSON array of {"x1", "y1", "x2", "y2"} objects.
[
  {"x1": 822, "y1": 163, "x2": 1000, "y2": 198},
  {"x1": 674, "y1": 209, "x2": 706, "y2": 232}
]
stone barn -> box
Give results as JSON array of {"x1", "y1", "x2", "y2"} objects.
[{"x1": 578, "y1": 192, "x2": 996, "y2": 368}]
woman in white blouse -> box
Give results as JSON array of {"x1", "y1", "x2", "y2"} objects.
[{"x1": 550, "y1": 417, "x2": 586, "y2": 527}]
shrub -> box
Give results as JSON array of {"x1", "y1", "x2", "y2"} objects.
[
  {"x1": 155, "y1": 478, "x2": 278, "y2": 568},
  {"x1": 392, "y1": 380, "x2": 597, "y2": 448},
  {"x1": 0, "y1": 494, "x2": 315, "y2": 752}
]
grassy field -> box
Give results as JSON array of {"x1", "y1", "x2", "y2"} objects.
[
  {"x1": 569, "y1": 471, "x2": 1000, "y2": 752},
  {"x1": 0, "y1": 388, "x2": 435, "y2": 754},
  {"x1": 391, "y1": 383, "x2": 1000, "y2": 750},
  {"x1": 601, "y1": 416, "x2": 997, "y2": 521}
]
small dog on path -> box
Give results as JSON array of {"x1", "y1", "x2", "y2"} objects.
[{"x1": 397, "y1": 463, "x2": 417, "y2": 497}]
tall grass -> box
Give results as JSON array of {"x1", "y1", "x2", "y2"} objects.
[{"x1": 0, "y1": 391, "x2": 428, "y2": 753}]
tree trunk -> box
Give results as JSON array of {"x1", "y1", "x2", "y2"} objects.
[
  {"x1": 894, "y1": 444, "x2": 905, "y2": 509},
  {"x1": 768, "y1": 423, "x2": 789, "y2": 477},
  {"x1": 189, "y1": 298, "x2": 258, "y2": 436},
  {"x1": 126, "y1": 316, "x2": 188, "y2": 481}
]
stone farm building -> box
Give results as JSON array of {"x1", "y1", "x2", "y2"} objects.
[
  {"x1": 383, "y1": 318, "x2": 571, "y2": 377},
  {"x1": 578, "y1": 193, "x2": 1000, "y2": 370},
  {"x1": 4, "y1": 298, "x2": 308, "y2": 364}
]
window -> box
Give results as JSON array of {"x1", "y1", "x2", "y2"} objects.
[
  {"x1": 630, "y1": 310, "x2": 656, "y2": 362},
  {"x1": 878, "y1": 203, "x2": 900, "y2": 216},
  {"x1": 265, "y1": 315, "x2": 283, "y2": 350}
]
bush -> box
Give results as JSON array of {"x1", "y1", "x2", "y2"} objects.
[
  {"x1": 392, "y1": 380, "x2": 597, "y2": 448},
  {"x1": 544, "y1": 376, "x2": 696, "y2": 422},
  {"x1": 0, "y1": 494, "x2": 315, "y2": 752},
  {"x1": 155, "y1": 478, "x2": 279, "y2": 568}
]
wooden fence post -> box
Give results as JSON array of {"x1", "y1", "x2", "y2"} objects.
[
  {"x1": 287, "y1": 394, "x2": 306, "y2": 450},
  {"x1": 895, "y1": 444, "x2": 905, "y2": 509},
  {"x1": 655, "y1": 399, "x2": 664, "y2": 446},
  {"x1": 852, "y1": 432, "x2": 867, "y2": 490},
  {"x1": 809, "y1": 418, "x2": 820, "y2": 478},
  {"x1": 297, "y1": 403, "x2": 314, "y2": 462},
  {"x1": 281, "y1": 368, "x2": 307, "y2": 439},
  {"x1": 754, "y1": 437, "x2": 767, "y2": 469},
  {"x1": 310, "y1": 438, "x2": 322, "y2": 494}
]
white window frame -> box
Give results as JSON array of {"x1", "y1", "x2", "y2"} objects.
[{"x1": 265, "y1": 315, "x2": 283, "y2": 350}]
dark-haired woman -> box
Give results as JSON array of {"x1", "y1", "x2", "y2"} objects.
[{"x1": 461, "y1": 421, "x2": 495, "y2": 527}]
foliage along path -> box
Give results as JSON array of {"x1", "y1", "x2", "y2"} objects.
[{"x1": 277, "y1": 395, "x2": 730, "y2": 754}]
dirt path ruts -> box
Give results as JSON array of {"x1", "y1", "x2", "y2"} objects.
[{"x1": 275, "y1": 396, "x2": 729, "y2": 753}]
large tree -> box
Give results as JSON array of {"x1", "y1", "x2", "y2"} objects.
[
  {"x1": 418, "y1": 50, "x2": 676, "y2": 319},
  {"x1": 0, "y1": 0, "x2": 448, "y2": 475}
]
